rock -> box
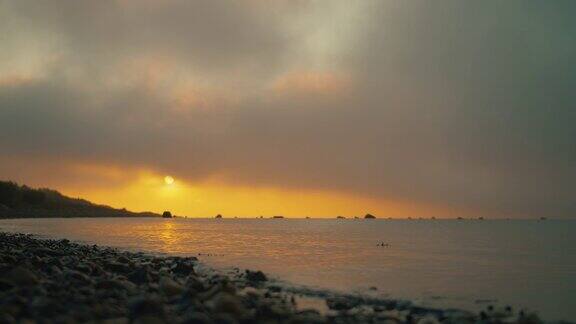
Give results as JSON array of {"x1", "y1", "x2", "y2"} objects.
[
  {"x1": 416, "y1": 316, "x2": 441, "y2": 324},
  {"x1": 181, "y1": 312, "x2": 212, "y2": 324},
  {"x1": 268, "y1": 285, "x2": 282, "y2": 293},
  {"x1": 106, "y1": 262, "x2": 131, "y2": 274},
  {"x1": 0, "y1": 279, "x2": 15, "y2": 291},
  {"x1": 0, "y1": 313, "x2": 16, "y2": 324},
  {"x1": 132, "y1": 315, "x2": 166, "y2": 324},
  {"x1": 117, "y1": 255, "x2": 131, "y2": 264},
  {"x1": 97, "y1": 279, "x2": 136, "y2": 292},
  {"x1": 172, "y1": 261, "x2": 195, "y2": 276},
  {"x1": 49, "y1": 265, "x2": 63, "y2": 275},
  {"x1": 29, "y1": 296, "x2": 64, "y2": 317},
  {"x1": 74, "y1": 263, "x2": 93, "y2": 275},
  {"x1": 212, "y1": 313, "x2": 239, "y2": 324},
  {"x1": 159, "y1": 276, "x2": 185, "y2": 297},
  {"x1": 207, "y1": 293, "x2": 247, "y2": 318},
  {"x1": 63, "y1": 269, "x2": 93, "y2": 285},
  {"x1": 100, "y1": 317, "x2": 129, "y2": 324},
  {"x1": 31, "y1": 247, "x2": 64, "y2": 257},
  {"x1": 245, "y1": 270, "x2": 267, "y2": 282},
  {"x1": 128, "y1": 267, "x2": 152, "y2": 284},
  {"x1": 5, "y1": 267, "x2": 39, "y2": 286},
  {"x1": 128, "y1": 297, "x2": 165, "y2": 319},
  {"x1": 326, "y1": 297, "x2": 354, "y2": 310},
  {"x1": 186, "y1": 275, "x2": 206, "y2": 292},
  {"x1": 292, "y1": 310, "x2": 326, "y2": 324}
]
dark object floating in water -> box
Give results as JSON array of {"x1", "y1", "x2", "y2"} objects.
[
  {"x1": 539, "y1": 217, "x2": 547, "y2": 221},
  {"x1": 272, "y1": 215, "x2": 284, "y2": 219},
  {"x1": 162, "y1": 211, "x2": 172, "y2": 218},
  {"x1": 364, "y1": 214, "x2": 376, "y2": 219},
  {"x1": 305, "y1": 216, "x2": 310, "y2": 219},
  {"x1": 215, "y1": 214, "x2": 223, "y2": 219},
  {"x1": 354, "y1": 216, "x2": 359, "y2": 219},
  {"x1": 336, "y1": 216, "x2": 345, "y2": 219},
  {"x1": 478, "y1": 217, "x2": 484, "y2": 220},
  {"x1": 377, "y1": 242, "x2": 391, "y2": 247},
  {"x1": 457, "y1": 217, "x2": 464, "y2": 220}
]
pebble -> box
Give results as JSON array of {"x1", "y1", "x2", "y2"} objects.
[
  {"x1": 159, "y1": 276, "x2": 184, "y2": 297},
  {"x1": 245, "y1": 270, "x2": 267, "y2": 283},
  {"x1": 5, "y1": 266, "x2": 39, "y2": 286}
]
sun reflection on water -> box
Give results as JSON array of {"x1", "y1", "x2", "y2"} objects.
[{"x1": 158, "y1": 220, "x2": 179, "y2": 253}]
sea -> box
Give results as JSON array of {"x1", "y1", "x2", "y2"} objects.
[{"x1": 1, "y1": 217, "x2": 574, "y2": 321}]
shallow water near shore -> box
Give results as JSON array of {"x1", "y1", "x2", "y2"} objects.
[{"x1": 1, "y1": 218, "x2": 574, "y2": 321}]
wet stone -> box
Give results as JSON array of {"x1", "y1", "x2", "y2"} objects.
[
  {"x1": 128, "y1": 297, "x2": 165, "y2": 319},
  {"x1": 245, "y1": 270, "x2": 267, "y2": 283},
  {"x1": 172, "y1": 261, "x2": 195, "y2": 276},
  {"x1": 159, "y1": 276, "x2": 185, "y2": 297},
  {"x1": 4, "y1": 267, "x2": 39, "y2": 286}
]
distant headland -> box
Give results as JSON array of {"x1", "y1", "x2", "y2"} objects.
[{"x1": 0, "y1": 180, "x2": 159, "y2": 219}]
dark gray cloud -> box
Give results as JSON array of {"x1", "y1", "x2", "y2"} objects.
[
  {"x1": 1, "y1": 1, "x2": 575, "y2": 217},
  {"x1": 5, "y1": 0, "x2": 290, "y2": 75}
]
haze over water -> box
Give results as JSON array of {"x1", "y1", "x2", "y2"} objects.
[{"x1": 1, "y1": 218, "x2": 574, "y2": 321}]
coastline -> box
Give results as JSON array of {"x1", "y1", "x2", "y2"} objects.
[{"x1": 0, "y1": 232, "x2": 549, "y2": 324}]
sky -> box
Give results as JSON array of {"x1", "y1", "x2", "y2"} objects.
[{"x1": 1, "y1": 0, "x2": 575, "y2": 218}]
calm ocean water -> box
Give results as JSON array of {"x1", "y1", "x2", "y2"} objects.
[{"x1": 1, "y1": 218, "x2": 574, "y2": 320}]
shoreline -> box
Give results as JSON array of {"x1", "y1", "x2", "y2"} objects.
[{"x1": 0, "y1": 232, "x2": 549, "y2": 323}]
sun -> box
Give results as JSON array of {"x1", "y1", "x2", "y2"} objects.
[{"x1": 164, "y1": 176, "x2": 175, "y2": 185}]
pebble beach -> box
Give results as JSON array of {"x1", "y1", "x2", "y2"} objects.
[{"x1": 0, "y1": 232, "x2": 557, "y2": 324}]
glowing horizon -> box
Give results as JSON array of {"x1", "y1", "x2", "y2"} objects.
[{"x1": 52, "y1": 171, "x2": 473, "y2": 219}]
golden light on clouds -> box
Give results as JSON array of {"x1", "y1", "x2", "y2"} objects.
[
  {"x1": 272, "y1": 71, "x2": 351, "y2": 96},
  {"x1": 50, "y1": 167, "x2": 469, "y2": 218}
]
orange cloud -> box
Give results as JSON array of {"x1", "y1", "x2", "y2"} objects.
[
  {"x1": 272, "y1": 71, "x2": 351, "y2": 96},
  {"x1": 0, "y1": 75, "x2": 35, "y2": 87}
]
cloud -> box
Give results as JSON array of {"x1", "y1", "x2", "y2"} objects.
[
  {"x1": 271, "y1": 71, "x2": 351, "y2": 96},
  {"x1": 1, "y1": 1, "x2": 575, "y2": 217}
]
